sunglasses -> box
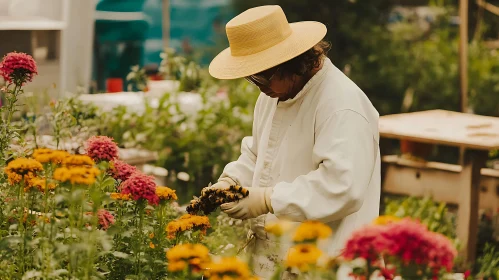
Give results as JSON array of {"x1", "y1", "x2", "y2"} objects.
[{"x1": 245, "y1": 67, "x2": 280, "y2": 87}]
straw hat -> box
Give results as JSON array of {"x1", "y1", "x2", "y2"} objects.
[{"x1": 209, "y1": 5, "x2": 327, "y2": 80}]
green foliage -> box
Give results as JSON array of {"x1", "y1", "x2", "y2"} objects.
[
  {"x1": 475, "y1": 243, "x2": 499, "y2": 280},
  {"x1": 383, "y1": 196, "x2": 457, "y2": 241}
]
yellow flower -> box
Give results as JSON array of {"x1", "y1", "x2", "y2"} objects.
[
  {"x1": 149, "y1": 232, "x2": 154, "y2": 239},
  {"x1": 166, "y1": 214, "x2": 210, "y2": 239},
  {"x1": 203, "y1": 257, "x2": 253, "y2": 280},
  {"x1": 110, "y1": 192, "x2": 131, "y2": 200},
  {"x1": 149, "y1": 242, "x2": 155, "y2": 249},
  {"x1": 372, "y1": 215, "x2": 401, "y2": 226},
  {"x1": 32, "y1": 148, "x2": 69, "y2": 164},
  {"x1": 63, "y1": 155, "x2": 95, "y2": 166},
  {"x1": 26, "y1": 177, "x2": 56, "y2": 192},
  {"x1": 264, "y1": 220, "x2": 294, "y2": 237},
  {"x1": 285, "y1": 244, "x2": 323, "y2": 272},
  {"x1": 166, "y1": 243, "x2": 210, "y2": 272},
  {"x1": 4, "y1": 158, "x2": 43, "y2": 185},
  {"x1": 53, "y1": 166, "x2": 100, "y2": 185},
  {"x1": 293, "y1": 221, "x2": 332, "y2": 243},
  {"x1": 156, "y1": 186, "x2": 178, "y2": 201}
]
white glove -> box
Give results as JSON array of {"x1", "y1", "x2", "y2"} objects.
[
  {"x1": 201, "y1": 177, "x2": 236, "y2": 196},
  {"x1": 220, "y1": 187, "x2": 274, "y2": 220}
]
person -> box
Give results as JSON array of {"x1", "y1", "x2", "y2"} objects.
[{"x1": 204, "y1": 5, "x2": 381, "y2": 279}]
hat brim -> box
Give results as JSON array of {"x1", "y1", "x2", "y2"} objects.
[{"x1": 209, "y1": 21, "x2": 327, "y2": 80}]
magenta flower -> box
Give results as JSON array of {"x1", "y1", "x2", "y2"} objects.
[
  {"x1": 97, "y1": 209, "x2": 115, "y2": 230},
  {"x1": 120, "y1": 171, "x2": 159, "y2": 205},
  {"x1": 0, "y1": 52, "x2": 37, "y2": 84},
  {"x1": 85, "y1": 136, "x2": 119, "y2": 162},
  {"x1": 110, "y1": 159, "x2": 137, "y2": 181}
]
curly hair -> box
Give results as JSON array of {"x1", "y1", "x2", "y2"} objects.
[{"x1": 278, "y1": 40, "x2": 331, "y2": 77}]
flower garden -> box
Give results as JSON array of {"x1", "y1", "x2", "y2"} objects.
[{"x1": 0, "y1": 51, "x2": 498, "y2": 280}]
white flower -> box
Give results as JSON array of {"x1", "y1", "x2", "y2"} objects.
[
  {"x1": 153, "y1": 166, "x2": 168, "y2": 177},
  {"x1": 350, "y1": 257, "x2": 367, "y2": 268},
  {"x1": 135, "y1": 133, "x2": 147, "y2": 143},
  {"x1": 177, "y1": 172, "x2": 190, "y2": 182}
]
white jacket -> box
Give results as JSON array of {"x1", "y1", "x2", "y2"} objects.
[{"x1": 220, "y1": 58, "x2": 381, "y2": 278}]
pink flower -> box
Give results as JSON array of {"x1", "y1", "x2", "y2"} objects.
[
  {"x1": 342, "y1": 218, "x2": 457, "y2": 277},
  {"x1": 0, "y1": 52, "x2": 37, "y2": 84},
  {"x1": 85, "y1": 136, "x2": 119, "y2": 162},
  {"x1": 120, "y1": 171, "x2": 159, "y2": 205},
  {"x1": 110, "y1": 159, "x2": 137, "y2": 181},
  {"x1": 97, "y1": 209, "x2": 115, "y2": 230}
]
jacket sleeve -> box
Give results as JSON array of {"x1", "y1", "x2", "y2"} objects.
[
  {"x1": 270, "y1": 109, "x2": 378, "y2": 223},
  {"x1": 218, "y1": 95, "x2": 262, "y2": 188}
]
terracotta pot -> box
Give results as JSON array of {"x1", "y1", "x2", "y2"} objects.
[
  {"x1": 106, "y1": 78, "x2": 123, "y2": 93},
  {"x1": 400, "y1": 140, "x2": 433, "y2": 159}
]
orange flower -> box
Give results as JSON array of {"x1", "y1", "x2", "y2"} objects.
[{"x1": 166, "y1": 214, "x2": 210, "y2": 239}]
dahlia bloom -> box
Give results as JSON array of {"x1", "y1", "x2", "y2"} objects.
[
  {"x1": 97, "y1": 209, "x2": 115, "y2": 230},
  {"x1": 120, "y1": 172, "x2": 159, "y2": 205},
  {"x1": 85, "y1": 136, "x2": 119, "y2": 162},
  {"x1": 0, "y1": 52, "x2": 37, "y2": 84},
  {"x1": 110, "y1": 159, "x2": 137, "y2": 181}
]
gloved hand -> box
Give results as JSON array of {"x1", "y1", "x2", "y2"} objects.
[
  {"x1": 221, "y1": 187, "x2": 274, "y2": 220},
  {"x1": 200, "y1": 177, "x2": 236, "y2": 196}
]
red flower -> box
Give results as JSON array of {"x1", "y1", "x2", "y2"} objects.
[
  {"x1": 85, "y1": 136, "x2": 119, "y2": 162},
  {"x1": 342, "y1": 218, "x2": 457, "y2": 278},
  {"x1": 0, "y1": 52, "x2": 37, "y2": 84},
  {"x1": 120, "y1": 171, "x2": 159, "y2": 205},
  {"x1": 97, "y1": 209, "x2": 115, "y2": 230},
  {"x1": 110, "y1": 159, "x2": 137, "y2": 181}
]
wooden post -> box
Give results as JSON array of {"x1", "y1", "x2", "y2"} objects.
[
  {"x1": 459, "y1": 0, "x2": 469, "y2": 113},
  {"x1": 458, "y1": 0, "x2": 469, "y2": 164}
]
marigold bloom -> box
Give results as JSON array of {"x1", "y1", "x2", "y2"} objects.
[
  {"x1": 264, "y1": 220, "x2": 294, "y2": 237},
  {"x1": 86, "y1": 136, "x2": 119, "y2": 162},
  {"x1": 110, "y1": 192, "x2": 131, "y2": 201},
  {"x1": 285, "y1": 244, "x2": 323, "y2": 272},
  {"x1": 203, "y1": 257, "x2": 253, "y2": 280},
  {"x1": 63, "y1": 154, "x2": 95, "y2": 166},
  {"x1": 120, "y1": 172, "x2": 159, "y2": 205},
  {"x1": 166, "y1": 214, "x2": 210, "y2": 239},
  {"x1": 4, "y1": 158, "x2": 43, "y2": 184},
  {"x1": 0, "y1": 52, "x2": 37, "y2": 84},
  {"x1": 32, "y1": 148, "x2": 69, "y2": 164},
  {"x1": 372, "y1": 215, "x2": 401, "y2": 226},
  {"x1": 109, "y1": 159, "x2": 136, "y2": 181},
  {"x1": 293, "y1": 221, "x2": 332, "y2": 243},
  {"x1": 53, "y1": 166, "x2": 100, "y2": 185},
  {"x1": 156, "y1": 186, "x2": 178, "y2": 201},
  {"x1": 166, "y1": 243, "x2": 210, "y2": 273},
  {"x1": 26, "y1": 177, "x2": 56, "y2": 192}
]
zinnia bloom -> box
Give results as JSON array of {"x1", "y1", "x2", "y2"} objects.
[
  {"x1": 0, "y1": 52, "x2": 37, "y2": 84},
  {"x1": 85, "y1": 136, "x2": 119, "y2": 162},
  {"x1": 285, "y1": 244, "x2": 323, "y2": 272},
  {"x1": 4, "y1": 158, "x2": 43, "y2": 184},
  {"x1": 120, "y1": 172, "x2": 159, "y2": 205},
  {"x1": 156, "y1": 186, "x2": 178, "y2": 201},
  {"x1": 293, "y1": 220, "x2": 332, "y2": 243},
  {"x1": 166, "y1": 243, "x2": 210, "y2": 273},
  {"x1": 97, "y1": 209, "x2": 115, "y2": 230},
  {"x1": 166, "y1": 214, "x2": 210, "y2": 239},
  {"x1": 203, "y1": 257, "x2": 253, "y2": 280},
  {"x1": 26, "y1": 177, "x2": 56, "y2": 192},
  {"x1": 109, "y1": 159, "x2": 136, "y2": 181}
]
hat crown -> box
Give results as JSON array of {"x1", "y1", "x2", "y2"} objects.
[{"x1": 226, "y1": 5, "x2": 292, "y2": 57}]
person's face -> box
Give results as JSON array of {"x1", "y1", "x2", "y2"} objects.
[{"x1": 245, "y1": 66, "x2": 295, "y2": 99}]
